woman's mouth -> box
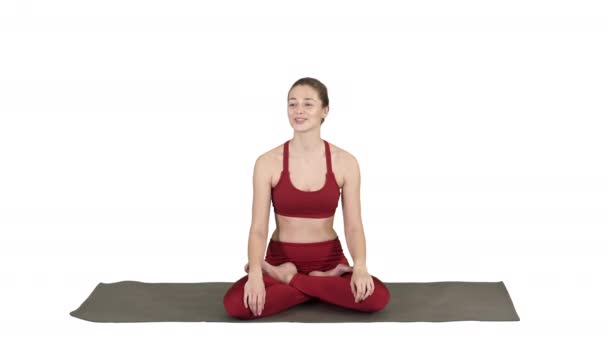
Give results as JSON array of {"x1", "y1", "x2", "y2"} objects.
[{"x1": 295, "y1": 118, "x2": 307, "y2": 124}]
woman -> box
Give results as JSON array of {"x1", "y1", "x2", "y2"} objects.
[{"x1": 223, "y1": 77, "x2": 390, "y2": 319}]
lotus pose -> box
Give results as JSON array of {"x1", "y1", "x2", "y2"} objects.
[{"x1": 223, "y1": 77, "x2": 390, "y2": 319}]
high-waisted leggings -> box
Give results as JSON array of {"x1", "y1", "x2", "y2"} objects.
[{"x1": 223, "y1": 237, "x2": 390, "y2": 319}]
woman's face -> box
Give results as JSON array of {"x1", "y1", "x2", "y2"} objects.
[{"x1": 287, "y1": 85, "x2": 328, "y2": 130}]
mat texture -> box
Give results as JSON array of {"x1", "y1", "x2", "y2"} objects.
[{"x1": 70, "y1": 281, "x2": 519, "y2": 323}]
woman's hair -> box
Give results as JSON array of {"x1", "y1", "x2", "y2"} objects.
[{"x1": 288, "y1": 77, "x2": 329, "y2": 125}]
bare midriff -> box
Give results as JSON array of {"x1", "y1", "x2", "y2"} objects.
[{"x1": 270, "y1": 213, "x2": 338, "y2": 243}]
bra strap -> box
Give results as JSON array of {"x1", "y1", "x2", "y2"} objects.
[
  {"x1": 323, "y1": 139, "x2": 333, "y2": 174},
  {"x1": 283, "y1": 140, "x2": 289, "y2": 172}
]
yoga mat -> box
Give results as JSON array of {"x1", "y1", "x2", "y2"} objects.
[{"x1": 70, "y1": 281, "x2": 519, "y2": 323}]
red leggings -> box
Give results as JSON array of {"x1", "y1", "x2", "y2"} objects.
[{"x1": 223, "y1": 237, "x2": 390, "y2": 319}]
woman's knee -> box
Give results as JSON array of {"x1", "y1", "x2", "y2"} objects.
[
  {"x1": 223, "y1": 279, "x2": 259, "y2": 319},
  {"x1": 366, "y1": 278, "x2": 391, "y2": 312},
  {"x1": 223, "y1": 288, "x2": 253, "y2": 319}
]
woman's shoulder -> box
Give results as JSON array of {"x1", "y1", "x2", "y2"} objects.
[
  {"x1": 327, "y1": 141, "x2": 356, "y2": 166},
  {"x1": 254, "y1": 142, "x2": 285, "y2": 169},
  {"x1": 255, "y1": 140, "x2": 356, "y2": 167}
]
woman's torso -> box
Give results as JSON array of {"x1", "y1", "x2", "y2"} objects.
[{"x1": 269, "y1": 140, "x2": 345, "y2": 243}]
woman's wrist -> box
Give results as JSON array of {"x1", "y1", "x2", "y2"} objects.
[
  {"x1": 248, "y1": 269, "x2": 263, "y2": 278},
  {"x1": 247, "y1": 264, "x2": 263, "y2": 276},
  {"x1": 353, "y1": 263, "x2": 367, "y2": 271}
]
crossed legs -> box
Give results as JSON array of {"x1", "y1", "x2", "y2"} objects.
[
  {"x1": 224, "y1": 261, "x2": 390, "y2": 319},
  {"x1": 223, "y1": 271, "x2": 311, "y2": 319}
]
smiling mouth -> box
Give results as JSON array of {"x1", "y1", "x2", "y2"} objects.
[{"x1": 295, "y1": 119, "x2": 307, "y2": 123}]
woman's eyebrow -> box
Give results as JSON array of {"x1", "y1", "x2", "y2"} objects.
[{"x1": 288, "y1": 97, "x2": 317, "y2": 101}]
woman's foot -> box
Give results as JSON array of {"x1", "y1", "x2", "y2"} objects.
[
  {"x1": 308, "y1": 263, "x2": 353, "y2": 277},
  {"x1": 245, "y1": 261, "x2": 298, "y2": 284}
]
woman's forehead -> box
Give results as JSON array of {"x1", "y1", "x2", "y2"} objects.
[{"x1": 289, "y1": 87, "x2": 318, "y2": 100}]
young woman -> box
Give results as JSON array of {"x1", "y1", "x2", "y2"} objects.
[{"x1": 223, "y1": 77, "x2": 390, "y2": 319}]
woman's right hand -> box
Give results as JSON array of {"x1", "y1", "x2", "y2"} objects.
[{"x1": 243, "y1": 273, "x2": 265, "y2": 316}]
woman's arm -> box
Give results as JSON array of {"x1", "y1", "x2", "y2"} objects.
[
  {"x1": 345, "y1": 225, "x2": 367, "y2": 271},
  {"x1": 247, "y1": 154, "x2": 272, "y2": 275},
  {"x1": 247, "y1": 231, "x2": 267, "y2": 276},
  {"x1": 341, "y1": 152, "x2": 367, "y2": 270}
]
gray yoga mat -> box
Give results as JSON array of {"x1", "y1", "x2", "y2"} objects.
[{"x1": 70, "y1": 280, "x2": 519, "y2": 323}]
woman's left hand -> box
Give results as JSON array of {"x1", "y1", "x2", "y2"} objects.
[{"x1": 350, "y1": 266, "x2": 375, "y2": 303}]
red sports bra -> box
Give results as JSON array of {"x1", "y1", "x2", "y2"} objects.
[{"x1": 271, "y1": 139, "x2": 341, "y2": 218}]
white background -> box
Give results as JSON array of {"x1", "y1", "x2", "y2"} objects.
[{"x1": 1, "y1": 0, "x2": 606, "y2": 340}]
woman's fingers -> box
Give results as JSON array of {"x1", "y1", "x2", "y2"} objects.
[
  {"x1": 248, "y1": 294, "x2": 254, "y2": 314},
  {"x1": 243, "y1": 277, "x2": 266, "y2": 317},
  {"x1": 256, "y1": 294, "x2": 262, "y2": 315},
  {"x1": 351, "y1": 280, "x2": 359, "y2": 302},
  {"x1": 357, "y1": 281, "x2": 365, "y2": 302},
  {"x1": 250, "y1": 295, "x2": 255, "y2": 315},
  {"x1": 363, "y1": 281, "x2": 373, "y2": 299},
  {"x1": 245, "y1": 292, "x2": 266, "y2": 316}
]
